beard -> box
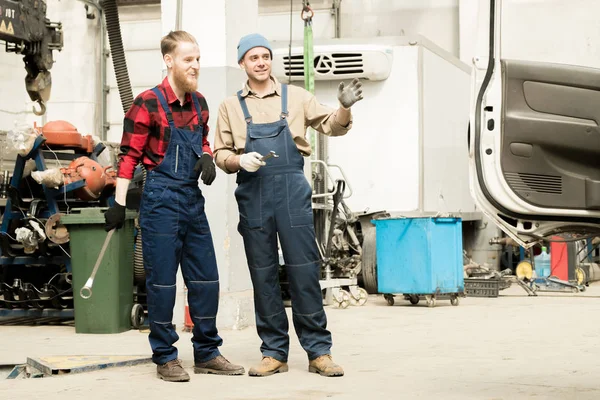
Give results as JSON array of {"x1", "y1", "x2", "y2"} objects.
[{"x1": 173, "y1": 67, "x2": 198, "y2": 93}]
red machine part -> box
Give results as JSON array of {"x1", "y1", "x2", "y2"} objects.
[
  {"x1": 550, "y1": 236, "x2": 569, "y2": 281},
  {"x1": 29, "y1": 120, "x2": 115, "y2": 200},
  {"x1": 37, "y1": 120, "x2": 94, "y2": 152},
  {"x1": 61, "y1": 157, "x2": 117, "y2": 200}
]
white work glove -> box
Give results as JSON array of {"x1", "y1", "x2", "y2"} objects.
[
  {"x1": 337, "y1": 78, "x2": 363, "y2": 108},
  {"x1": 239, "y1": 152, "x2": 266, "y2": 172}
]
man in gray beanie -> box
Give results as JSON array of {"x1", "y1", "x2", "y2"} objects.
[{"x1": 214, "y1": 33, "x2": 363, "y2": 378}]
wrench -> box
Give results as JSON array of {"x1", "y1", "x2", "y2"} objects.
[
  {"x1": 80, "y1": 228, "x2": 115, "y2": 299},
  {"x1": 260, "y1": 151, "x2": 279, "y2": 162}
]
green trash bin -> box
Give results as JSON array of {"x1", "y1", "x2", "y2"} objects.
[{"x1": 61, "y1": 207, "x2": 137, "y2": 334}]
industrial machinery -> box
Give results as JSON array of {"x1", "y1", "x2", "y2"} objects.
[
  {"x1": 461, "y1": 234, "x2": 600, "y2": 297},
  {"x1": 0, "y1": 0, "x2": 63, "y2": 115},
  {"x1": 0, "y1": 0, "x2": 142, "y2": 325},
  {"x1": 312, "y1": 161, "x2": 369, "y2": 308},
  {"x1": 0, "y1": 120, "x2": 117, "y2": 321}
]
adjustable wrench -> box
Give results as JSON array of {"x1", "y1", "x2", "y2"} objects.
[
  {"x1": 80, "y1": 228, "x2": 115, "y2": 299},
  {"x1": 260, "y1": 151, "x2": 279, "y2": 162}
]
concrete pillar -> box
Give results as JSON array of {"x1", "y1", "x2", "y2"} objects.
[{"x1": 160, "y1": 0, "x2": 259, "y2": 330}]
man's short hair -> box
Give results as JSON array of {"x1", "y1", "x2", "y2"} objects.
[{"x1": 160, "y1": 30, "x2": 198, "y2": 56}]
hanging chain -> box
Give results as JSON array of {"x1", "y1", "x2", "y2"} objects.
[{"x1": 301, "y1": 0, "x2": 314, "y2": 25}]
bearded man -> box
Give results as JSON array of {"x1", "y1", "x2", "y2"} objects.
[{"x1": 104, "y1": 30, "x2": 243, "y2": 382}]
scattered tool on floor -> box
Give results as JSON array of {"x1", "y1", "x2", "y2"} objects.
[{"x1": 6, "y1": 355, "x2": 152, "y2": 379}]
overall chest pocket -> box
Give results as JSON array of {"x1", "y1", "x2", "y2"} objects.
[
  {"x1": 170, "y1": 140, "x2": 191, "y2": 175},
  {"x1": 246, "y1": 123, "x2": 287, "y2": 153},
  {"x1": 247, "y1": 123, "x2": 291, "y2": 168}
]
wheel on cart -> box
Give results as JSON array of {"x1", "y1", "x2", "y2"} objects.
[
  {"x1": 361, "y1": 228, "x2": 378, "y2": 294},
  {"x1": 409, "y1": 295, "x2": 419, "y2": 305},
  {"x1": 450, "y1": 295, "x2": 460, "y2": 306},
  {"x1": 384, "y1": 294, "x2": 395, "y2": 306},
  {"x1": 131, "y1": 303, "x2": 145, "y2": 329},
  {"x1": 334, "y1": 289, "x2": 351, "y2": 309},
  {"x1": 350, "y1": 287, "x2": 369, "y2": 306},
  {"x1": 425, "y1": 295, "x2": 436, "y2": 308}
]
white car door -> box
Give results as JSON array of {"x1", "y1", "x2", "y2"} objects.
[{"x1": 469, "y1": 0, "x2": 600, "y2": 248}]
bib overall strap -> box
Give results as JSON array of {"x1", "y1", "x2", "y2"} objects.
[
  {"x1": 237, "y1": 90, "x2": 252, "y2": 124},
  {"x1": 191, "y1": 92, "x2": 203, "y2": 124},
  {"x1": 151, "y1": 87, "x2": 175, "y2": 128}
]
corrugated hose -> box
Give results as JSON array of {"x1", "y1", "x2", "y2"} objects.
[
  {"x1": 101, "y1": 0, "x2": 134, "y2": 112},
  {"x1": 101, "y1": 0, "x2": 145, "y2": 283}
]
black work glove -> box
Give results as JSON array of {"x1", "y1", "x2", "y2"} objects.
[
  {"x1": 104, "y1": 202, "x2": 126, "y2": 232},
  {"x1": 194, "y1": 153, "x2": 216, "y2": 185}
]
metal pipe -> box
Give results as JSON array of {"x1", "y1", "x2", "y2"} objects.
[
  {"x1": 318, "y1": 0, "x2": 343, "y2": 166},
  {"x1": 100, "y1": 9, "x2": 109, "y2": 140},
  {"x1": 332, "y1": 0, "x2": 342, "y2": 39},
  {"x1": 175, "y1": 0, "x2": 183, "y2": 30},
  {"x1": 96, "y1": 6, "x2": 109, "y2": 141},
  {"x1": 77, "y1": 0, "x2": 107, "y2": 140},
  {"x1": 489, "y1": 236, "x2": 518, "y2": 246}
]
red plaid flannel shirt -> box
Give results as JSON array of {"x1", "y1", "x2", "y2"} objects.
[{"x1": 117, "y1": 77, "x2": 212, "y2": 179}]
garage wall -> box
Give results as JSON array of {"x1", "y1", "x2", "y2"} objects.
[
  {"x1": 341, "y1": 0, "x2": 459, "y2": 56},
  {"x1": 258, "y1": 0, "x2": 459, "y2": 57},
  {"x1": 258, "y1": 9, "x2": 335, "y2": 41},
  {"x1": 262, "y1": 0, "x2": 600, "y2": 72}
]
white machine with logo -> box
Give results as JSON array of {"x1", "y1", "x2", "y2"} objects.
[{"x1": 271, "y1": 35, "x2": 484, "y2": 299}]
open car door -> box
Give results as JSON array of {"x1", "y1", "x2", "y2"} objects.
[{"x1": 469, "y1": 0, "x2": 600, "y2": 248}]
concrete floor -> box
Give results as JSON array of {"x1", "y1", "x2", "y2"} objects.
[{"x1": 2, "y1": 283, "x2": 600, "y2": 400}]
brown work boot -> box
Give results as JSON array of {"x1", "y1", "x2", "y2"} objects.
[
  {"x1": 156, "y1": 359, "x2": 190, "y2": 382},
  {"x1": 248, "y1": 356, "x2": 289, "y2": 377},
  {"x1": 194, "y1": 355, "x2": 245, "y2": 375},
  {"x1": 308, "y1": 355, "x2": 344, "y2": 377}
]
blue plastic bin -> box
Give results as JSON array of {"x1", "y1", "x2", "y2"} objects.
[{"x1": 373, "y1": 217, "x2": 464, "y2": 302}]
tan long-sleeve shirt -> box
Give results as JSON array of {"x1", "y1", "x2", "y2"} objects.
[{"x1": 214, "y1": 76, "x2": 352, "y2": 173}]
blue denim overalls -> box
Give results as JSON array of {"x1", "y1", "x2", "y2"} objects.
[
  {"x1": 140, "y1": 87, "x2": 222, "y2": 365},
  {"x1": 235, "y1": 84, "x2": 332, "y2": 362}
]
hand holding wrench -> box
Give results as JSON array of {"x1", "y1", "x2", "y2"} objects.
[{"x1": 260, "y1": 151, "x2": 279, "y2": 162}]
